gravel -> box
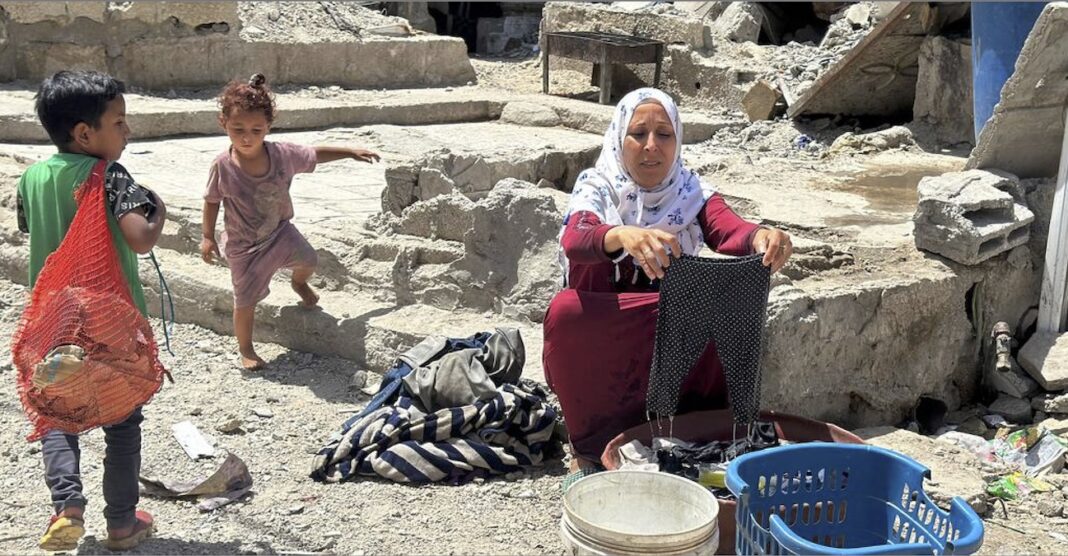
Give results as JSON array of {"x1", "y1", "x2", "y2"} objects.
[{"x1": 0, "y1": 279, "x2": 570, "y2": 554}]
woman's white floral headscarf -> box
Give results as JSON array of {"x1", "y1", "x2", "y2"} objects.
[{"x1": 560, "y1": 88, "x2": 714, "y2": 279}]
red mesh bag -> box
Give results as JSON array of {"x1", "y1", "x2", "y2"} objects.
[{"x1": 12, "y1": 160, "x2": 168, "y2": 441}]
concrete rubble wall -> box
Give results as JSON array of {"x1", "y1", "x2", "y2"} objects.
[
  {"x1": 540, "y1": 2, "x2": 760, "y2": 110},
  {"x1": 0, "y1": 1, "x2": 475, "y2": 89},
  {"x1": 913, "y1": 36, "x2": 973, "y2": 146},
  {"x1": 967, "y1": 2, "x2": 1068, "y2": 178},
  {"x1": 0, "y1": 158, "x2": 1048, "y2": 428},
  {"x1": 381, "y1": 145, "x2": 600, "y2": 215}
]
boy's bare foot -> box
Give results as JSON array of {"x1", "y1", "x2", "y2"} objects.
[
  {"x1": 292, "y1": 280, "x2": 319, "y2": 308},
  {"x1": 240, "y1": 350, "x2": 266, "y2": 371}
]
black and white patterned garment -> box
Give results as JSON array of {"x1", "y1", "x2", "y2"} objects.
[
  {"x1": 647, "y1": 254, "x2": 771, "y2": 424},
  {"x1": 16, "y1": 162, "x2": 156, "y2": 233}
]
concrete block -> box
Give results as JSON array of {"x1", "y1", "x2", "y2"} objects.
[
  {"x1": 913, "y1": 36, "x2": 973, "y2": 145},
  {"x1": 1019, "y1": 332, "x2": 1068, "y2": 391},
  {"x1": 710, "y1": 2, "x2": 763, "y2": 44},
  {"x1": 15, "y1": 43, "x2": 107, "y2": 81},
  {"x1": 968, "y1": 3, "x2": 1068, "y2": 178},
  {"x1": 741, "y1": 80, "x2": 782, "y2": 122},
  {"x1": 499, "y1": 101, "x2": 561, "y2": 127},
  {"x1": 988, "y1": 394, "x2": 1033, "y2": 423},
  {"x1": 3, "y1": 1, "x2": 105, "y2": 23},
  {"x1": 913, "y1": 170, "x2": 1035, "y2": 265}
]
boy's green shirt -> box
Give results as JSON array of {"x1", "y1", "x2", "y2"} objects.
[{"x1": 17, "y1": 152, "x2": 148, "y2": 315}]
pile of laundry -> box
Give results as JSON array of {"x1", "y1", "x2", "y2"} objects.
[
  {"x1": 310, "y1": 328, "x2": 559, "y2": 484},
  {"x1": 616, "y1": 421, "x2": 780, "y2": 499}
]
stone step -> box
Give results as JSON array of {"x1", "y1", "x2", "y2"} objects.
[
  {"x1": 0, "y1": 88, "x2": 504, "y2": 143},
  {"x1": 0, "y1": 86, "x2": 738, "y2": 144},
  {"x1": 140, "y1": 247, "x2": 545, "y2": 382},
  {"x1": 0, "y1": 228, "x2": 544, "y2": 382}
]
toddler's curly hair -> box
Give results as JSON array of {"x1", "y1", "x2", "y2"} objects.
[{"x1": 218, "y1": 73, "x2": 275, "y2": 123}]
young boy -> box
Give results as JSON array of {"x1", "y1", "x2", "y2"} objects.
[{"x1": 16, "y1": 70, "x2": 167, "y2": 552}]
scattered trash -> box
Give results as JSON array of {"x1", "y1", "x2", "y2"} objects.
[
  {"x1": 986, "y1": 472, "x2": 1052, "y2": 500},
  {"x1": 792, "y1": 134, "x2": 813, "y2": 149},
  {"x1": 981, "y1": 414, "x2": 1008, "y2": 428},
  {"x1": 140, "y1": 453, "x2": 252, "y2": 512},
  {"x1": 1025, "y1": 433, "x2": 1068, "y2": 475},
  {"x1": 172, "y1": 420, "x2": 215, "y2": 460}
]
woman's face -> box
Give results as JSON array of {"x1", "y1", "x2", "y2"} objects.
[{"x1": 622, "y1": 102, "x2": 677, "y2": 189}]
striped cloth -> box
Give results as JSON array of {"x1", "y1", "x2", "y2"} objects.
[{"x1": 310, "y1": 382, "x2": 557, "y2": 483}]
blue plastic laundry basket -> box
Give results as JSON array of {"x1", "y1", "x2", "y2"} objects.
[{"x1": 725, "y1": 444, "x2": 984, "y2": 555}]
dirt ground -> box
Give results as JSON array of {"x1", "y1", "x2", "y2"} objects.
[{"x1": 0, "y1": 279, "x2": 569, "y2": 555}]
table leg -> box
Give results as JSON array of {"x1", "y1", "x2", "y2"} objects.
[
  {"x1": 654, "y1": 45, "x2": 663, "y2": 88},
  {"x1": 542, "y1": 50, "x2": 549, "y2": 95},
  {"x1": 599, "y1": 53, "x2": 612, "y2": 105}
]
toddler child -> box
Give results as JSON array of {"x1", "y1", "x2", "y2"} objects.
[{"x1": 201, "y1": 73, "x2": 380, "y2": 370}]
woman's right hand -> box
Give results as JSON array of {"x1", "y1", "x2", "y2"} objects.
[
  {"x1": 200, "y1": 237, "x2": 221, "y2": 264},
  {"x1": 604, "y1": 226, "x2": 682, "y2": 280}
]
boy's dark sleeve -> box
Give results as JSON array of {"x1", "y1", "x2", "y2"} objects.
[
  {"x1": 105, "y1": 162, "x2": 157, "y2": 220},
  {"x1": 16, "y1": 189, "x2": 28, "y2": 233}
]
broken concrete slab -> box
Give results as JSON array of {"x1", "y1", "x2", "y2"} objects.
[
  {"x1": 741, "y1": 80, "x2": 782, "y2": 122},
  {"x1": 829, "y1": 125, "x2": 915, "y2": 153},
  {"x1": 499, "y1": 101, "x2": 562, "y2": 127},
  {"x1": 913, "y1": 170, "x2": 1035, "y2": 266},
  {"x1": 378, "y1": 122, "x2": 601, "y2": 214},
  {"x1": 541, "y1": 2, "x2": 707, "y2": 51},
  {"x1": 967, "y1": 3, "x2": 1068, "y2": 178},
  {"x1": 1019, "y1": 332, "x2": 1068, "y2": 391},
  {"x1": 0, "y1": 87, "x2": 505, "y2": 143},
  {"x1": 709, "y1": 2, "x2": 764, "y2": 44},
  {"x1": 856, "y1": 426, "x2": 991, "y2": 515},
  {"x1": 1, "y1": 3, "x2": 475, "y2": 90},
  {"x1": 988, "y1": 394, "x2": 1034, "y2": 423},
  {"x1": 913, "y1": 36, "x2": 973, "y2": 146},
  {"x1": 787, "y1": 2, "x2": 938, "y2": 118}
]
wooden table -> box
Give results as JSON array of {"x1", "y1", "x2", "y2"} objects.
[{"x1": 542, "y1": 31, "x2": 665, "y2": 105}]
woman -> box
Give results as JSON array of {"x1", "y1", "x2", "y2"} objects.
[{"x1": 543, "y1": 88, "x2": 792, "y2": 488}]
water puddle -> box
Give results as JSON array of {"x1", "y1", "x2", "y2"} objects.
[{"x1": 819, "y1": 161, "x2": 961, "y2": 228}]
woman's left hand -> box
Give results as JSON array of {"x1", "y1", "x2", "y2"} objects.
[{"x1": 752, "y1": 227, "x2": 792, "y2": 273}]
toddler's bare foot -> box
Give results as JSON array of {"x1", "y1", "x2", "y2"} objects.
[
  {"x1": 292, "y1": 280, "x2": 319, "y2": 308},
  {"x1": 240, "y1": 350, "x2": 265, "y2": 371}
]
